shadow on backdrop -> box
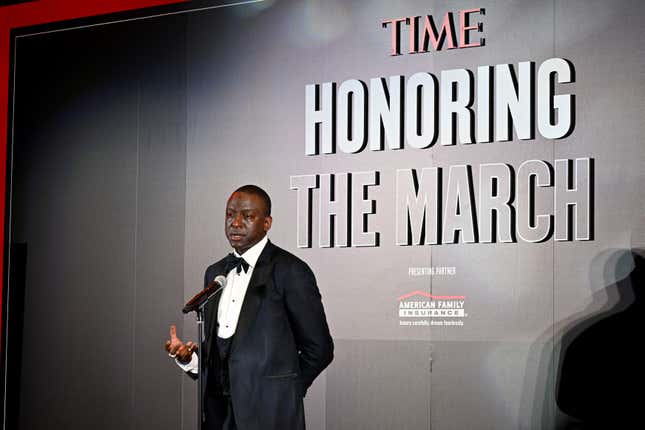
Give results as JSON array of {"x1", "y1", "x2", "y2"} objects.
[
  {"x1": 556, "y1": 248, "x2": 643, "y2": 428},
  {"x1": 520, "y1": 248, "x2": 643, "y2": 429}
]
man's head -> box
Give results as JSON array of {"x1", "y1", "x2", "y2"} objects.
[{"x1": 225, "y1": 185, "x2": 272, "y2": 255}]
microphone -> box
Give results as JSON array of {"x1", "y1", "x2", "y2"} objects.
[{"x1": 182, "y1": 275, "x2": 227, "y2": 314}]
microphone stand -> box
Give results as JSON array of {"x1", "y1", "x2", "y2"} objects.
[
  {"x1": 184, "y1": 279, "x2": 225, "y2": 430},
  {"x1": 196, "y1": 305, "x2": 206, "y2": 430}
]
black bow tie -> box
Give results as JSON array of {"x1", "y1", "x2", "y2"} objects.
[{"x1": 226, "y1": 253, "x2": 250, "y2": 274}]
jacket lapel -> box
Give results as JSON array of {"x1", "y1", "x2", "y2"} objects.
[
  {"x1": 231, "y1": 241, "x2": 275, "y2": 354},
  {"x1": 205, "y1": 290, "x2": 222, "y2": 341},
  {"x1": 203, "y1": 273, "x2": 225, "y2": 365}
]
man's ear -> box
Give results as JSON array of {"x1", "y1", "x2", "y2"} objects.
[{"x1": 264, "y1": 216, "x2": 273, "y2": 232}]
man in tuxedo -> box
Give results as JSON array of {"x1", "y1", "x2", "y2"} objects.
[{"x1": 165, "y1": 185, "x2": 333, "y2": 430}]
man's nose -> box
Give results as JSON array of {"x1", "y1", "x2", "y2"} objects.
[{"x1": 231, "y1": 213, "x2": 243, "y2": 227}]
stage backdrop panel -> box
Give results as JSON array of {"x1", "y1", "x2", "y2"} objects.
[{"x1": 9, "y1": 15, "x2": 188, "y2": 430}]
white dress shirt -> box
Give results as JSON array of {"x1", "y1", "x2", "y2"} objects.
[{"x1": 176, "y1": 235, "x2": 269, "y2": 373}]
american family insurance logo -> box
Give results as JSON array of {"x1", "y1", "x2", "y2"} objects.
[{"x1": 398, "y1": 291, "x2": 468, "y2": 327}]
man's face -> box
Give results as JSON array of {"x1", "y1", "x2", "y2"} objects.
[{"x1": 225, "y1": 191, "x2": 272, "y2": 255}]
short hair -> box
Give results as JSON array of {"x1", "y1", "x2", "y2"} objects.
[{"x1": 234, "y1": 184, "x2": 272, "y2": 216}]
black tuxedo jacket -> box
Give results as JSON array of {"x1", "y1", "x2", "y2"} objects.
[{"x1": 200, "y1": 240, "x2": 333, "y2": 430}]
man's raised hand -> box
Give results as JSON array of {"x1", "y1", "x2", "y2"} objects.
[{"x1": 164, "y1": 324, "x2": 198, "y2": 364}]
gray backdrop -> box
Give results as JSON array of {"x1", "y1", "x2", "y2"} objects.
[{"x1": 6, "y1": 0, "x2": 645, "y2": 429}]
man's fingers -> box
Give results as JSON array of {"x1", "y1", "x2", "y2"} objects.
[
  {"x1": 176, "y1": 344, "x2": 192, "y2": 362},
  {"x1": 168, "y1": 343, "x2": 182, "y2": 355},
  {"x1": 164, "y1": 326, "x2": 197, "y2": 359}
]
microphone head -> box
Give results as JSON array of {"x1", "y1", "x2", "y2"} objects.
[
  {"x1": 182, "y1": 274, "x2": 228, "y2": 314},
  {"x1": 213, "y1": 275, "x2": 227, "y2": 287}
]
